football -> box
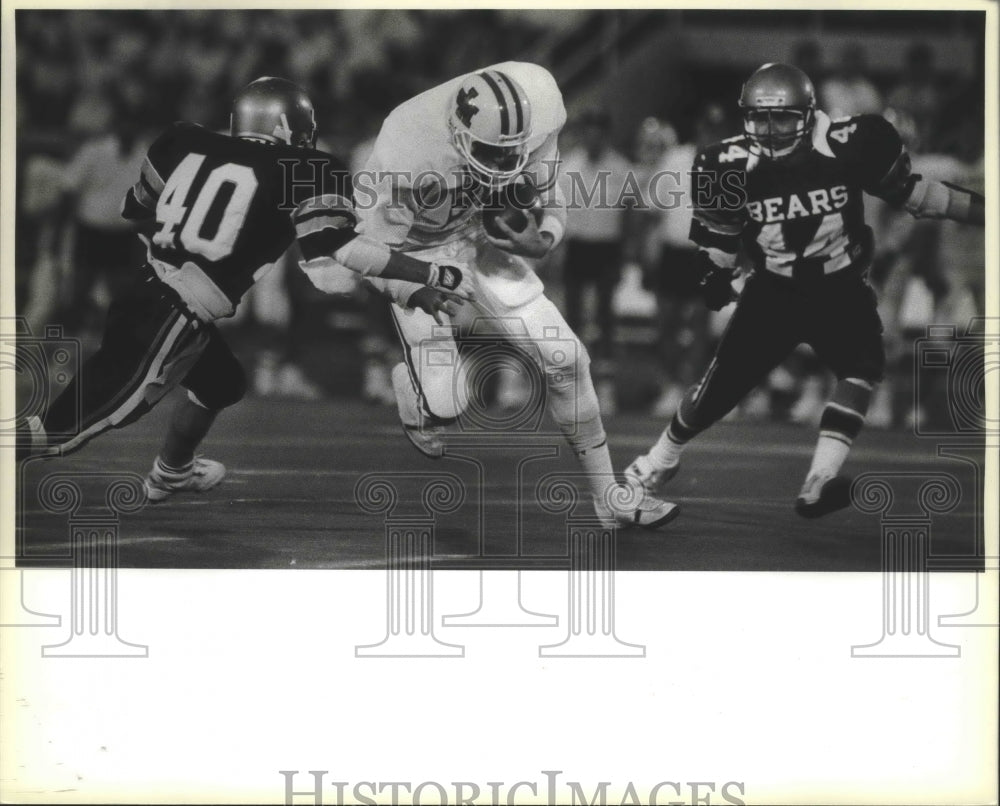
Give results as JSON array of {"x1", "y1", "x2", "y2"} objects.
[{"x1": 481, "y1": 176, "x2": 542, "y2": 238}]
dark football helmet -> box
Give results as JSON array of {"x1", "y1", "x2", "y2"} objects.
[
  {"x1": 231, "y1": 77, "x2": 317, "y2": 148},
  {"x1": 738, "y1": 63, "x2": 816, "y2": 160}
]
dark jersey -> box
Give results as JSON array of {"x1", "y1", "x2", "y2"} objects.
[
  {"x1": 122, "y1": 122, "x2": 355, "y2": 310},
  {"x1": 690, "y1": 113, "x2": 911, "y2": 282}
]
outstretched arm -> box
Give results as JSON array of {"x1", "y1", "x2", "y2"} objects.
[
  {"x1": 904, "y1": 176, "x2": 985, "y2": 226},
  {"x1": 292, "y1": 196, "x2": 473, "y2": 301},
  {"x1": 869, "y1": 141, "x2": 984, "y2": 227}
]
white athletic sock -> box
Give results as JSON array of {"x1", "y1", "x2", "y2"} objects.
[
  {"x1": 579, "y1": 442, "x2": 617, "y2": 504},
  {"x1": 156, "y1": 456, "x2": 194, "y2": 475},
  {"x1": 648, "y1": 428, "x2": 686, "y2": 469},
  {"x1": 564, "y1": 415, "x2": 617, "y2": 503},
  {"x1": 807, "y1": 434, "x2": 851, "y2": 479}
]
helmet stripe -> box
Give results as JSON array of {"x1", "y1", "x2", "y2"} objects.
[
  {"x1": 479, "y1": 71, "x2": 510, "y2": 136},
  {"x1": 494, "y1": 71, "x2": 524, "y2": 135}
]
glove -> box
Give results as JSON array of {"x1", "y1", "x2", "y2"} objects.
[
  {"x1": 428, "y1": 262, "x2": 464, "y2": 291},
  {"x1": 699, "y1": 265, "x2": 738, "y2": 311},
  {"x1": 427, "y1": 261, "x2": 475, "y2": 301}
]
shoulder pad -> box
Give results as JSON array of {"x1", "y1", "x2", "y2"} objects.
[
  {"x1": 323, "y1": 150, "x2": 351, "y2": 176},
  {"x1": 163, "y1": 120, "x2": 208, "y2": 142},
  {"x1": 696, "y1": 137, "x2": 751, "y2": 170},
  {"x1": 825, "y1": 114, "x2": 904, "y2": 177},
  {"x1": 146, "y1": 121, "x2": 202, "y2": 167},
  {"x1": 367, "y1": 109, "x2": 449, "y2": 187},
  {"x1": 287, "y1": 145, "x2": 349, "y2": 174}
]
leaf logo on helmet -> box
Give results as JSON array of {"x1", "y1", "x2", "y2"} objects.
[
  {"x1": 456, "y1": 87, "x2": 480, "y2": 127},
  {"x1": 449, "y1": 69, "x2": 532, "y2": 190},
  {"x1": 231, "y1": 76, "x2": 317, "y2": 148},
  {"x1": 738, "y1": 63, "x2": 816, "y2": 160}
]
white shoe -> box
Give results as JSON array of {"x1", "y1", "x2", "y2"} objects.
[
  {"x1": 795, "y1": 472, "x2": 851, "y2": 518},
  {"x1": 144, "y1": 456, "x2": 226, "y2": 503},
  {"x1": 595, "y1": 483, "x2": 680, "y2": 530},
  {"x1": 624, "y1": 453, "x2": 679, "y2": 497},
  {"x1": 391, "y1": 363, "x2": 445, "y2": 459}
]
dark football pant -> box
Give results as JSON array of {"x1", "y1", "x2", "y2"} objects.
[
  {"x1": 563, "y1": 239, "x2": 623, "y2": 362},
  {"x1": 62, "y1": 223, "x2": 146, "y2": 332},
  {"x1": 680, "y1": 268, "x2": 885, "y2": 430},
  {"x1": 41, "y1": 266, "x2": 246, "y2": 456}
]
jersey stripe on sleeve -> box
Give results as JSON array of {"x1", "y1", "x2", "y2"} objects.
[{"x1": 293, "y1": 194, "x2": 359, "y2": 261}]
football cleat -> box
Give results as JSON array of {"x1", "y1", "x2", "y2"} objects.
[
  {"x1": 795, "y1": 472, "x2": 852, "y2": 518},
  {"x1": 144, "y1": 456, "x2": 226, "y2": 503},
  {"x1": 595, "y1": 483, "x2": 680, "y2": 531},
  {"x1": 624, "y1": 453, "x2": 680, "y2": 497},
  {"x1": 391, "y1": 363, "x2": 445, "y2": 459}
]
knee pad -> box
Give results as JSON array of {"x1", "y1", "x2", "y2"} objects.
[{"x1": 542, "y1": 340, "x2": 602, "y2": 426}]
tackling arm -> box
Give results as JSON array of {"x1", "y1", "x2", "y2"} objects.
[
  {"x1": 864, "y1": 122, "x2": 985, "y2": 227},
  {"x1": 904, "y1": 176, "x2": 985, "y2": 226},
  {"x1": 294, "y1": 195, "x2": 470, "y2": 300}
]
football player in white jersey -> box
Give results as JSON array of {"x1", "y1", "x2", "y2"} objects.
[{"x1": 325, "y1": 62, "x2": 678, "y2": 529}]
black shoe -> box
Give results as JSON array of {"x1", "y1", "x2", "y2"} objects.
[{"x1": 795, "y1": 473, "x2": 852, "y2": 518}]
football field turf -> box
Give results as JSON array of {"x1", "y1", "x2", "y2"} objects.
[{"x1": 16, "y1": 394, "x2": 985, "y2": 572}]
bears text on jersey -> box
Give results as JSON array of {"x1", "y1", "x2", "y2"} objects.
[{"x1": 745, "y1": 184, "x2": 849, "y2": 223}]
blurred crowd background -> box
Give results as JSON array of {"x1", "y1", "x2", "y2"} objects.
[{"x1": 13, "y1": 9, "x2": 987, "y2": 430}]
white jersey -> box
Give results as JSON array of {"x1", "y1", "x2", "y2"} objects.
[{"x1": 357, "y1": 61, "x2": 567, "y2": 308}]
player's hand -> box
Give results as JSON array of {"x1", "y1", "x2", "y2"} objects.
[
  {"x1": 485, "y1": 215, "x2": 553, "y2": 259},
  {"x1": 699, "y1": 267, "x2": 738, "y2": 311},
  {"x1": 428, "y1": 261, "x2": 475, "y2": 301},
  {"x1": 407, "y1": 286, "x2": 465, "y2": 325}
]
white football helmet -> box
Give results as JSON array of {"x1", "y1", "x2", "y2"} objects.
[{"x1": 449, "y1": 69, "x2": 533, "y2": 190}]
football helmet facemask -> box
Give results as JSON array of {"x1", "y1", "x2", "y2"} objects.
[
  {"x1": 449, "y1": 69, "x2": 532, "y2": 190},
  {"x1": 231, "y1": 77, "x2": 317, "y2": 148},
  {"x1": 738, "y1": 63, "x2": 816, "y2": 160}
]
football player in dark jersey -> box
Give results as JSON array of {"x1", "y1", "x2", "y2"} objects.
[
  {"x1": 18, "y1": 77, "x2": 471, "y2": 501},
  {"x1": 626, "y1": 62, "x2": 984, "y2": 518}
]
